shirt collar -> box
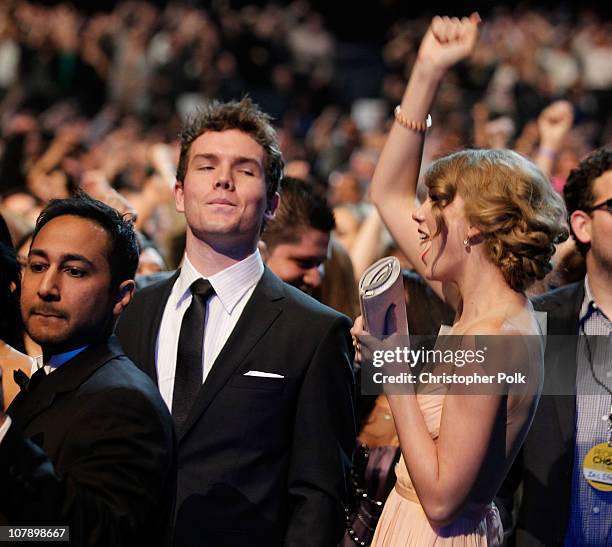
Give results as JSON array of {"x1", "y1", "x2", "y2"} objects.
[
  {"x1": 580, "y1": 275, "x2": 610, "y2": 323},
  {"x1": 177, "y1": 250, "x2": 264, "y2": 314},
  {"x1": 31, "y1": 346, "x2": 88, "y2": 375}
]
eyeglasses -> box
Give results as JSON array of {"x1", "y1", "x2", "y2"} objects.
[{"x1": 587, "y1": 197, "x2": 612, "y2": 214}]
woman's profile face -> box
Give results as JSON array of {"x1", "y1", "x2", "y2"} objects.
[{"x1": 412, "y1": 193, "x2": 470, "y2": 282}]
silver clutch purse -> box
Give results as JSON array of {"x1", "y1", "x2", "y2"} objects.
[{"x1": 358, "y1": 256, "x2": 409, "y2": 337}]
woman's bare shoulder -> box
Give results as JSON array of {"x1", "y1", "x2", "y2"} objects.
[{"x1": 463, "y1": 304, "x2": 540, "y2": 337}]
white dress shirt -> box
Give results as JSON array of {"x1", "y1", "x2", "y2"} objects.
[
  {"x1": 156, "y1": 250, "x2": 264, "y2": 411},
  {"x1": 0, "y1": 414, "x2": 10, "y2": 440}
]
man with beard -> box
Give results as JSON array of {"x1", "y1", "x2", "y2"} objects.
[
  {"x1": 497, "y1": 148, "x2": 612, "y2": 546},
  {"x1": 0, "y1": 194, "x2": 176, "y2": 546}
]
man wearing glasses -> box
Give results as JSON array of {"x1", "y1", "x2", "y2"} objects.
[{"x1": 497, "y1": 148, "x2": 612, "y2": 546}]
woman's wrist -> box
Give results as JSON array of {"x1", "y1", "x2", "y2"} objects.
[
  {"x1": 413, "y1": 56, "x2": 447, "y2": 82},
  {"x1": 536, "y1": 145, "x2": 558, "y2": 159}
]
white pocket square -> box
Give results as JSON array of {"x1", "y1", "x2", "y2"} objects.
[{"x1": 243, "y1": 370, "x2": 284, "y2": 378}]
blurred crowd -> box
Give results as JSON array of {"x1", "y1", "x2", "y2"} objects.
[
  {"x1": 1, "y1": 5, "x2": 612, "y2": 544},
  {"x1": 0, "y1": 0, "x2": 611, "y2": 286}
]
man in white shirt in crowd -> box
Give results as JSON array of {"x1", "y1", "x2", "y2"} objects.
[{"x1": 116, "y1": 97, "x2": 355, "y2": 547}]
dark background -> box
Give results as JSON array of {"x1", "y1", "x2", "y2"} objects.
[{"x1": 31, "y1": 0, "x2": 612, "y2": 40}]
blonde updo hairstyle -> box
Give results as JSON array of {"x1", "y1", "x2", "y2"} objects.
[{"x1": 424, "y1": 149, "x2": 569, "y2": 292}]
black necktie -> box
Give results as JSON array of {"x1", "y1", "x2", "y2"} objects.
[{"x1": 172, "y1": 279, "x2": 215, "y2": 431}]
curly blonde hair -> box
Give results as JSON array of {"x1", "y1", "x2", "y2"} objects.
[{"x1": 424, "y1": 149, "x2": 569, "y2": 292}]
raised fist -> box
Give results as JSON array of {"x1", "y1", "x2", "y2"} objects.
[
  {"x1": 417, "y1": 13, "x2": 481, "y2": 75},
  {"x1": 537, "y1": 100, "x2": 574, "y2": 150}
]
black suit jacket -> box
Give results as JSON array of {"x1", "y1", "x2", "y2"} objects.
[
  {"x1": 116, "y1": 267, "x2": 356, "y2": 547},
  {"x1": 0, "y1": 336, "x2": 176, "y2": 547},
  {"x1": 496, "y1": 281, "x2": 583, "y2": 546}
]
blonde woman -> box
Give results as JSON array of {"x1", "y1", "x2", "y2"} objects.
[{"x1": 353, "y1": 15, "x2": 568, "y2": 545}]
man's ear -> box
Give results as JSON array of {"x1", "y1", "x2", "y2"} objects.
[
  {"x1": 264, "y1": 192, "x2": 281, "y2": 223},
  {"x1": 174, "y1": 180, "x2": 185, "y2": 213},
  {"x1": 113, "y1": 280, "x2": 136, "y2": 317},
  {"x1": 570, "y1": 210, "x2": 592, "y2": 246}
]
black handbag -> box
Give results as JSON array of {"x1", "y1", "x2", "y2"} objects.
[{"x1": 341, "y1": 444, "x2": 401, "y2": 547}]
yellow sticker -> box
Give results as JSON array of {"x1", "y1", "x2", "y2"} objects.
[{"x1": 583, "y1": 443, "x2": 612, "y2": 492}]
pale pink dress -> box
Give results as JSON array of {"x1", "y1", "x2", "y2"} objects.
[{"x1": 371, "y1": 327, "x2": 504, "y2": 547}]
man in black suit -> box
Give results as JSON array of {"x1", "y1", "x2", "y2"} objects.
[
  {"x1": 0, "y1": 194, "x2": 176, "y2": 546},
  {"x1": 116, "y1": 98, "x2": 355, "y2": 546},
  {"x1": 497, "y1": 148, "x2": 612, "y2": 546}
]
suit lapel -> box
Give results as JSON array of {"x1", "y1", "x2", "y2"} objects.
[
  {"x1": 7, "y1": 337, "x2": 124, "y2": 430},
  {"x1": 545, "y1": 283, "x2": 584, "y2": 444},
  {"x1": 177, "y1": 268, "x2": 285, "y2": 441},
  {"x1": 139, "y1": 271, "x2": 180, "y2": 383}
]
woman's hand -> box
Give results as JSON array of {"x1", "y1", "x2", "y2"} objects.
[
  {"x1": 1, "y1": 341, "x2": 35, "y2": 409},
  {"x1": 350, "y1": 315, "x2": 366, "y2": 365},
  {"x1": 350, "y1": 316, "x2": 408, "y2": 377},
  {"x1": 537, "y1": 100, "x2": 574, "y2": 151},
  {"x1": 416, "y1": 13, "x2": 481, "y2": 76}
]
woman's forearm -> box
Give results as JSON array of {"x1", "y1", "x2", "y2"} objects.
[
  {"x1": 386, "y1": 393, "x2": 449, "y2": 521},
  {"x1": 370, "y1": 60, "x2": 444, "y2": 207}
]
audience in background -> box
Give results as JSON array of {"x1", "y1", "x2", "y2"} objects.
[
  {"x1": 262, "y1": 176, "x2": 334, "y2": 296},
  {"x1": 1, "y1": 3, "x2": 610, "y2": 265},
  {"x1": 1, "y1": 2, "x2": 610, "y2": 545}
]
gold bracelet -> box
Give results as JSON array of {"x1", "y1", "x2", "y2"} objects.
[{"x1": 394, "y1": 105, "x2": 432, "y2": 132}]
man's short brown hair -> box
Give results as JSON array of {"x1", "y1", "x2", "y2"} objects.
[
  {"x1": 262, "y1": 177, "x2": 335, "y2": 251},
  {"x1": 176, "y1": 97, "x2": 284, "y2": 201},
  {"x1": 564, "y1": 147, "x2": 612, "y2": 256}
]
